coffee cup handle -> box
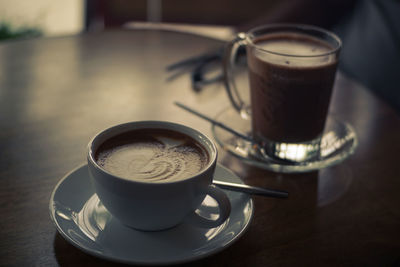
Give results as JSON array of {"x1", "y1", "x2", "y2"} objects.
[
  {"x1": 186, "y1": 184, "x2": 231, "y2": 228},
  {"x1": 223, "y1": 32, "x2": 249, "y2": 117}
]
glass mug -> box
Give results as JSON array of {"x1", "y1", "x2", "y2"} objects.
[{"x1": 223, "y1": 24, "x2": 342, "y2": 162}]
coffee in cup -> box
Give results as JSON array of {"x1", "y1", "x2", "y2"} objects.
[
  {"x1": 95, "y1": 128, "x2": 210, "y2": 183},
  {"x1": 87, "y1": 121, "x2": 231, "y2": 231}
]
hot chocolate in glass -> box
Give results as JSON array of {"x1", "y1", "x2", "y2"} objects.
[{"x1": 223, "y1": 24, "x2": 341, "y2": 162}]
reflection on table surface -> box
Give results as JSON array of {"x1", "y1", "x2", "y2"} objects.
[{"x1": 0, "y1": 29, "x2": 400, "y2": 266}]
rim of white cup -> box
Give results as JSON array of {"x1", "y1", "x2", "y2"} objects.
[{"x1": 87, "y1": 120, "x2": 218, "y2": 184}]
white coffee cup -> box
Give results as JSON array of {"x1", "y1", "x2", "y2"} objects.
[{"x1": 87, "y1": 121, "x2": 231, "y2": 231}]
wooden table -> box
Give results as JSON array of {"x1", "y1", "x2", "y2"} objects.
[{"x1": 0, "y1": 29, "x2": 399, "y2": 266}]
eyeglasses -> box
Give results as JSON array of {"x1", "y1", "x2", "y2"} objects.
[{"x1": 166, "y1": 46, "x2": 245, "y2": 92}]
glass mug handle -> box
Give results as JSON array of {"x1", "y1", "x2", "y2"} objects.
[{"x1": 222, "y1": 32, "x2": 249, "y2": 117}]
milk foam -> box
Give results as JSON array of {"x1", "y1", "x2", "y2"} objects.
[
  {"x1": 253, "y1": 33, "x2": 337, "y2": 67},
  {"x1": 96, "y1": 134, "x2": 209, "y2": 182}
]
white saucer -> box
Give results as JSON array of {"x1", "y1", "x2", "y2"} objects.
[
  {"x1": 49, "y1": 164, "x2": 254, "y2": 265},
  {"x1": 212, "y1": 106, "x2": 358, "y2": 173}
]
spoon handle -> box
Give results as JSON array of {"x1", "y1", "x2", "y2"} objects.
[
  {"x1": 174, "y1": 102, "x2": 253, "y2": 142},
  {"x1": 213, "y1": 180, "x2": 289, "y2": 198}
]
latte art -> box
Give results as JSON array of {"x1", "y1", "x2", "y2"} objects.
[{"x1": 95, "y1": 129, "x2": 209, "y2": 182}]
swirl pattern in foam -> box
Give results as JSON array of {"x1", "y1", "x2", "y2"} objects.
[{"x1": 95, "y1": 129, "x2": 209, "y2": 182}]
